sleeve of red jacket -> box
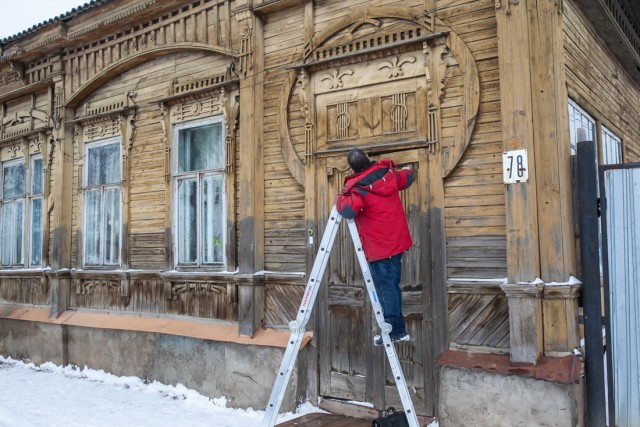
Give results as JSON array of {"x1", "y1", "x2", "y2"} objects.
[
  {"x1": 395, "y1": 168, "x2": 415, "y2": 191},
  {"x1": 336, "y1": 189, "x2": 364, "y2": 219}
]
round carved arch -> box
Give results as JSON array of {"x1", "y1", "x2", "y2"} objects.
[
  {"x1": 64, "y1": 44, "x2": 238, "y2": 109},
  {"x1": 278, "y1": 5, "x2": 480, "y2": 186}
]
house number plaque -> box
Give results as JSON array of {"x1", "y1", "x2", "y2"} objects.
[{"x1": 502, "y1": 149, "x2": 529, "y2": 184}]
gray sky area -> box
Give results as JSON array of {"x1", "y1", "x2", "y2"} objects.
[{"x1": 0, "y1": 1, "x2": 87, "y2": 39}]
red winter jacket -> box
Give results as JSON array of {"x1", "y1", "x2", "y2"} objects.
[{"x1": 336, "y1": 159, "x2": 414, "y2": 262}]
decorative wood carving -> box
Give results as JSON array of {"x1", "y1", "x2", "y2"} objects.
[
  {"x1": 236, "y1": 11, "x2": 254, "y2": 77},
  {"x1": 295, "y1": 69, "x2": 314, "y2": 163},
  {"x1": 168, "y1": 282, "x2": 229, "y2": 300},
  {"x1": 277, "y1": 70, "x2": 305, "y2": 186},
  {"x1": 172, "y1": 95, "x2": 223, "y2": 123},
  {"x1": 320, "y1": 68, "x2": 354, "y2": 90},
  {"x1": 225, "y1": 93, "x2": 240, "y2": 173},
  {"x1": 76, "y1": 279, "x2": 121, "y2": 295},
  {"x1": 378, "y1": 56, "x2": 417, "y2": 79},
  {"x1": 29, "y1": 133, "x2": 44, "y2": 154},
  {"x1": 0, "y1": 61, "x2": 25, "y2": 86},
  {"x1": 0, "y1": 109, "x2": 50, "y2": 143},
  {"x1": 57, "y1": 1, "x2": 236, "y2": 104},
  {"x1": 84, "y1": 117, "x2": 121, "y2": 141}
]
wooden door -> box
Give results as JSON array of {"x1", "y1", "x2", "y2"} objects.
[{"x1": 317, "y1": 148, "x2": 429, "y2": 412}]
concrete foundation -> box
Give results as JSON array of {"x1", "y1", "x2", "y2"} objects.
[
  {"x1": 439, "y1": 366, "x2": 584, "y2": 427},
  {"x1": 0, "y1": 307, "x2": 309, "y2": 412}
]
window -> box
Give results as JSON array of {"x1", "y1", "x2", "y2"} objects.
[
  {"x1": 173, "y1": 117, "x2": 226, "y2": 267},
  {"x1": 601, "y1": 126, "x2": 622, "y2": 165},
  {"x1": 0, "y1": 156, "x2": 42, "y2": 268},
  {"x1": 568, "y1": 99, "x2": 596, "y2": 156},
  {"x1": 83, "y1": 138, "x2": 122, "y2": 267},
  {"x1": 30, "y1": 157, "x2": 43, "y2": 266},
  {"x1": 568, "y1": 99, "x2": 623, "y2": 165}
]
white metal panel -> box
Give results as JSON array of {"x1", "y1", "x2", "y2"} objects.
[{"x1": 603, "y1": 166, "x2": 640, "y2": 427}]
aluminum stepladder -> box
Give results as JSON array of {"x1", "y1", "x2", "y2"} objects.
[{"x1": 261, "y1": 205, "x2": 420, "y2": 427}]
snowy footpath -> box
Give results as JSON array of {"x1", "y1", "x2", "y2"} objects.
[{"x1": 0, "y1": 355, "x2": 320, "y2": 427}]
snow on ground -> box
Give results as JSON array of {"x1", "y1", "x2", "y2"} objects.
[{"x1": 0, "y1": 355, "x2": 321, "y2": 427}]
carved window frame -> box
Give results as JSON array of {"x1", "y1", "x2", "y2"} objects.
[
  {"x1": 81, "y1": 136, "x2": 123, "y2": 268},
  {"x1": 0, "y1": 136, "x2": 45, "y2": 269},
  {"x1": 170, "y1": 115, "x2": 227, "y2": 271},
  {"x1": 157, "y1": 72, "x2": 239, "y2": 273},
  {"x1": 72, "y1": 90, "x2": 136, "y2": 270}
]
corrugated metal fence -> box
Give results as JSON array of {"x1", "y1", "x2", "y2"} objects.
[{"x1": 600, "y1": 163, "x2": 640, "y2": 427}]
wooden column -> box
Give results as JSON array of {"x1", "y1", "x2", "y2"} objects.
[
  {"x1": 497, "y1": 0, "x2": 578, "y2": 362},
  {"x1": 528, "y1": 0, "x2": 576, "y2": 281},
  {"x1": 236, "y1": 7, "x2": 265, "y2": 337},
  {"x1": 496, "y1": 0, "x2": 542, "y2": 364},
  {"x1": 527, "y1": 0, "x2": 580, "y2": 356},
  {"x1": 543, "y1": 282, "x2": 581, "y2": 356},
  {"x1": 49, "y1": 62, "x2": 73, "y2": 318},
  {"x1": 500, "y1": 283, "x2": 544, "y2": 364}
]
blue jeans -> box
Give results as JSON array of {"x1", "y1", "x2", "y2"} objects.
[{"x1": 369, "y1": 253, "x2": 406, "y2": 338}]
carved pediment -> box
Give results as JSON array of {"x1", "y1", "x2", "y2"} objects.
[
  {"x1": 304, "y1": 17, "x2": 443, "y2": 70},
  {"x1": 0, "y1": 108, "x2": 51, "y2": 143}
]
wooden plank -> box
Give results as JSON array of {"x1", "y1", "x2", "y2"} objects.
[
  {"x1": 496, "y1": 1, "x2": 540, "y2": 284},
  {"x1": 528, "y1": 0, "x2": 575, "y2": 282}
]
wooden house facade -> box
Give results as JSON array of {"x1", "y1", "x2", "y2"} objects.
[{"x1": 1, "y1": 0, "x2": 639, "y2": 424}]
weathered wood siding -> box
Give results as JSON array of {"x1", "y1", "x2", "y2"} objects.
[
  {"x1": 563, "y1": 0, "x2": 640, "y2": 162},
  {"x1": 263, "y1": 6, "x2": 307, "y2": 273},
  {"x1": 437, "y1": 0, "x2": 507, "y2": 280},
  {"x1": 69, "y1": 275, "x2": 238, "y2": 320},
  {"x1": 70, "y1": 51, "x2": 231, "y2": 269},
  {"x1": 0, "y1": 276, "x2": 49, "y2": 306}
]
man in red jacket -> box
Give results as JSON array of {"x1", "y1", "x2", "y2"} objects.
[{"x1": 336, "y1": 149, "x2": 414, "y2": 346}]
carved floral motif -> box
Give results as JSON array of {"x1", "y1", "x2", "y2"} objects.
[
  {"x1": 321, "y1": 69, "x2": 354, "y2": 90},
  {"x1": 378, "y1": 56, "x2": 417, "y2": 79}
]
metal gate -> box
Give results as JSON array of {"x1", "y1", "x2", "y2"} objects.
[{"x1": 600, "y1": 163, "x2": 640, "y2": 427}]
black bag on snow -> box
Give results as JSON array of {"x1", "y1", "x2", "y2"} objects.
[{"x1": 372, "y1": 407, "x2": 410, "y2": 427}]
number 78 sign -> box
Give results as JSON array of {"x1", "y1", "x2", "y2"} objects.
[{"x1": 502, "y1": 149, "x2": 529, "y2": 184}]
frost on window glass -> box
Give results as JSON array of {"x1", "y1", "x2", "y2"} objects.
[
  {"x1": 1, "y1": 161, "x2": 27, "y2": 267},
  {"x1": 202, "y1": 175, "x2": 223, "y2": 264},
  {"x1": 88, "y1": 143, "x2": 121, "y2": 186},
  {"x1": 177, "y1": 178, "x2": 197, "y2": 264},
  {"x1": 84, "y1": 141, "x2": 121, "y2": 267},
  {"x1": 30, "y1": 158, "x2": 43, "y2": 266},
  {"x1": 103, "y1": 187, "x2": 121, "y2": 265},
  {"x1": 1, "y1": 204, "x2": 13, "y2": 266},
  {"x1": 32, "y1": 158, "x2": 43, "y2": 195},
  {"x1": 3, "y1": 163, "x2": 26, "y2": 198},
  {"x1": 178, "y1": 123, "x2": 223, "y2": 172},
  {"x1": 31, "y1": 198, "x2": 42, "y2": 266},
  {"x1": 84, "y1": 189, "x2": 102, "y2": 265}
]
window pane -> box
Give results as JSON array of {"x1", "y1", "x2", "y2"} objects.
[
  {"x1": 88, "y1": 143, "x2": 121, "y2": 186},
  {"x1": 178, "y1": 123, "x2": 223, "y2": 172},
  {"x1": 202, "y1": 175, "x2": 224, "y2": 264},
  {"x1": 3, "y1": 163, "x2": 26, "y2": 198},
  {"x1": 177, "y1": 178, "x2": 197, "y2": 263},
  {"x1": 602, "y1": 127, "x2": 622, "y2": 165},
  {"x1": 32, "y1": 158, "x2": 43, "y2": 195},
  {"x1": 568, "y1": 101, "x2": 595, "y2": 156},
  {"x1": 103, "y1": 188, "x2": 120, "y2": 265},
  {"x1": 31, "y1": 198, "x2": 42, "y2": 266},
  {"x1": 1, "y1": 204, "x2": 12, "y2": 266},
  {"x1": 14, "y1": 200, "x2": 24, "y2": 265},
  {"x1": 85, "y1": 189, "x2": 102, "y2": 265}
]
